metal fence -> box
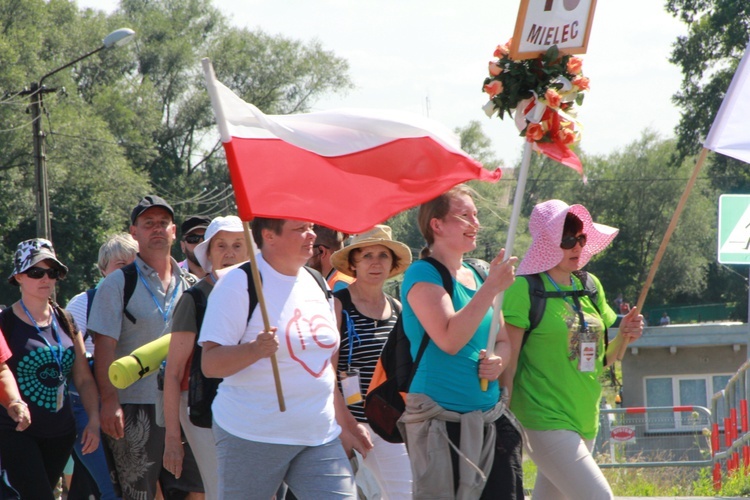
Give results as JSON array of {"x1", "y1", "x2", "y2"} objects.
[
  {"x1": 710, "y1": 359, "x2": 750, "y2": 490},
  {"x1": 585, "y1": 358, "x2": 750, "y2": 491},
  {"x1": 594, "y1": 405, "x2": 713, "y2": 469}
]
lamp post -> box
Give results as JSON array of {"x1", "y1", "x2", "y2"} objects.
[{"x1": 23, "y1": 28, "x2": 136, "y2": 241}]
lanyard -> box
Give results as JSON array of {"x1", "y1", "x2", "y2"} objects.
[
  {"x1": 544, "y1": 272, "x2": 588, "y2": 332},
  {"x1": 135, "y1": 264, "x2": 180, "y2": 323},
  {"x1": 20, "y1": 299, "x2": 65, "y2": 382},
  {"x1": 342, "y1": 309, "x2": 361, "y2": 369}
]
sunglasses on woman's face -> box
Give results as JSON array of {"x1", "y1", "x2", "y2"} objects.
[
  {"x1": 24, "y1": 267, "x2": 62, "y2": 280},
  {"x1": 560, "y1": 234, "x2": 587, "y2": 250}
]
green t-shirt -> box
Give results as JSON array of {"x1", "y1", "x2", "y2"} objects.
[{"x1": 502, "y1": 272, "x2": 616, "y2": 439}]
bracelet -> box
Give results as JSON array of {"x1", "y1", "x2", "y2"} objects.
[{"x1": 9, "y1": 399, "x2": 27, "y2": 407}]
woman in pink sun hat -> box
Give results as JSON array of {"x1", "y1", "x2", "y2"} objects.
[{"x1": 502, "y1": 199, "x2": 644, "y2": 500}]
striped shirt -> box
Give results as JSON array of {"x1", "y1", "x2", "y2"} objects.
[{"x1": 335, "y1": 288, "x2": 399, "y2": 422}]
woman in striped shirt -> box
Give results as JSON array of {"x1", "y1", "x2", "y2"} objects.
[{"x1": 330, "y1": 225, "x2": 413, "y2": 499}]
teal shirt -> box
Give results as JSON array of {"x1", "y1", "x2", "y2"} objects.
[{"x1": 401, "y1": 260, "x2": 500, "y2": 413}]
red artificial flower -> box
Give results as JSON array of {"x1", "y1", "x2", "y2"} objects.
[
  {"x1": 525, "y1": 123, "x2": 544, "y2": 142},
  {"x1": 484, "y1": 80, "x2": 503, "y2": 98}
]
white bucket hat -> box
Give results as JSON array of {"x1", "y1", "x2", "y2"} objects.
[{"x1": 193, "y1": 215, "x2": 245, "y2": 273}]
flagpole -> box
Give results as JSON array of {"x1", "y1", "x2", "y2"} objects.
[
  {"x1": 481, "y1": 140, "x2": 533, "y2": 391},
  {"x1": 614, "y1": 147, "x2": 709, "y2": 362},
  {"x1": 242, "y1": 222, "x2": 286, "y2": 412},
  {"x1": 203, "y1": 57, "x2": 285, "y2": 411}
]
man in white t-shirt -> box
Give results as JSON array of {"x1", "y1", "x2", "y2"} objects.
[{"x1": 200, "y1": 218, "x2": 359, "y2": 499}]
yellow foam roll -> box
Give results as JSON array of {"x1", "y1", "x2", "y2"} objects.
[{"x1": 108, "y1": 334, "x2": 171, "y2": 389}]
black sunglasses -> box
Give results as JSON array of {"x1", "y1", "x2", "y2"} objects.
[
  {"x1": 24, "y1": 267, "x2": 62, "y2": 280},
  {"x1": 184, "y1": 234, "x2": 204, "y2": 244},
  {"x1": 560, "y1": 234, "x2": 587, "y2": 250}
]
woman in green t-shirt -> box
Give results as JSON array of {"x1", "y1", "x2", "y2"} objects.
[{"x1": 502, "y1": 200, "x2": 644, "y2": 500}]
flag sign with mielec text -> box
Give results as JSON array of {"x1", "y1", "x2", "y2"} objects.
[
  {"x1": 511, "y1": 0, "x2": 597, "y2": 60},
  {"x1": 718, "y1": 194, "x2": 750, "y2": 265}
]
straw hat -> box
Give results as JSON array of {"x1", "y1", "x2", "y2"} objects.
[
  {"x1": 330, "y1": 225, "x2": 412, "y2": 278},
  {"x1": 193, "y1": 216, "x2": 244, "y2": 273},
  {"x1": 516, "y1": 199, "x2": 618, "y2": 276}
]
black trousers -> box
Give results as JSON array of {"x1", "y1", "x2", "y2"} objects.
[
  {"x1": 446, "y1": 414, "x2": 524, "y2": 500},
  {"x1": 0, "y1": 429, "x2": 76, "y2": 500}
]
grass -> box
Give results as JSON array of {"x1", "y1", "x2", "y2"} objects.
[
  {"x1": 524, "y1": 452, "x2": 750, "y2": 496},
  {"x1": 519, "y1": 348, "x2": 750, "y2": 496}
]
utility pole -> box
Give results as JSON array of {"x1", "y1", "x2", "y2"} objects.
[
  {"x1": 10, "y1": 28, "x2": 135, "y2": 243},
  {"x1": 21, "y1": 82, "x2": 58, "y2": 241}
]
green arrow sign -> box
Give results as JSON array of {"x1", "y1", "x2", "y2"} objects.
[{"x1": 718, "y1": 194, "x2": 750, "y2": 264}]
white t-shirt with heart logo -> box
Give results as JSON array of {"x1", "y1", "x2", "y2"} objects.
[{"x1": 199, "y1": 254, "x2": 340, "y2": 445}]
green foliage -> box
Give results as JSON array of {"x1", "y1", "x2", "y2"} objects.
[
  {"x1": 0, "y1": 0, "x2": 353, "y2": 305},
  {"x1": 502, "y1": 130, "x2": 719, "y2": 311},
  {"x1": 667, "y1": 0, "x2": 750, "y2": 193}
]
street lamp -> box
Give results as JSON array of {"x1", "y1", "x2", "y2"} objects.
[{"x1": 24, "y1": 28, "x2": 136, "y2": 241}]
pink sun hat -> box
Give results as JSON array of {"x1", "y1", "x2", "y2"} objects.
[{"x1": 516, "y1": 199, "x2": 619, "y2": 276}]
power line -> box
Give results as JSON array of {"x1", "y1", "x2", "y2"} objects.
[{"x1": 0, "y1": 114, "x2": 40, "y2": 133}]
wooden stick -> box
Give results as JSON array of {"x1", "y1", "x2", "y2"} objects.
[
  {"x1": 481, "y1": 141, "x2": 533, "y2": 391},
  {"x1": 242, "y1": 221, "x2": 286, "y2": 412},
  {"x1": 615, "y1": 148, "x2": 709, "y2": 361}
]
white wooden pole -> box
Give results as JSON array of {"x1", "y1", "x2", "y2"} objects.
[{"x1": 481, "y1": 141, "x2": 533, "y2": 390}]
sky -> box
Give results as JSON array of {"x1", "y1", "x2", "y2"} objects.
[{"x1": 78, "y1": 0, "x2": 687, "y2": 169}]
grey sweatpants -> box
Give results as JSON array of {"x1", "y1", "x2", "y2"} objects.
[{"x1": 212, "y1": 422, "x2": 356, "y2": 499}]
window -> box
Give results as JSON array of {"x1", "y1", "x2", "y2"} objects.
[{"x1": 644, "y1": 374, "x2": 731, "y2": 431}]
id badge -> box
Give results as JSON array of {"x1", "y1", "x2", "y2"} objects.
[
  {"x1": 340, "y1": 369, "x2": 363, "y2": 405},
  {"x1": 55, "y1": 382, "x2": 66, "y2": 412},
  {"x1": 579, "y1": 342, "x2": 596, "y2": 372}
]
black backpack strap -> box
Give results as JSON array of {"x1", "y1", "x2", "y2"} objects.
[
  {"x1": 303, "y1": 266, "x2": 332, "y2": 300},
  {"x1": 334, "y1": 288, "x2": 354, "y2": 337},
  {"x1": 522, "y1": 274, "x2": 547, "y2": 347},
  {"x1": 239, "y1": 262, "x2": 260, "y2": 326},
  {"x1": 85, "y1": 288, "x2": 97, "y2": 322},
  {"x1": 121, "y1": 262, "x2": 138, "y2": 324},
  {"x1": 401, "y1": 257, "x2": 455, "y2": 388},
  {"x1": 385, "y1": 294, "x2": 401, "y2": 316},
  {"x1": 184, "y1": 287, "x2": 208, "y2": 339},
  {"x1": 522, "y1": 271, "x2": 611, "y2": 363},
  {"x1": 421, "y1": 257, "x2": 454, "y2": 296}
]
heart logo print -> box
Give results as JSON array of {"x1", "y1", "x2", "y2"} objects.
[{"x1": 286, "y1": 308, "x2": 338, "y2": 377}]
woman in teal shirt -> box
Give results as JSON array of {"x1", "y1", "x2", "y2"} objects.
[{"x1": 400, "y1": 184, "x2": 522, "y2": 499}]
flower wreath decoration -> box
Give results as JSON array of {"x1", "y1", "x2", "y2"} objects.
[{"x1": 482, "y1": 38, "x2": 589, "y2": 173}]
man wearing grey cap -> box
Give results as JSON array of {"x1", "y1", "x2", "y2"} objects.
[{"x1": 89, "y1": 195, "x2": 199, "y2": 500}]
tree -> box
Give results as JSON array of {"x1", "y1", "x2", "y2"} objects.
[
  {"x1": 667, "y1": 0, "x2": 750, "y2": 193},
  {"x1": 495, "y1": 130, "x2": 718, "y2": 312},
  {"x1": 0, "y1": 0, "x2": 354, "y2": 304}
]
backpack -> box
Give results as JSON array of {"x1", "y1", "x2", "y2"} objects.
[
  {"x1": 521, "y1": 270, "x2": 609, "y2": 359},
  {"x1": 364, "y1": 257, "x2": 488, "y2": 444},
  {"x1": 120, "y1": 261, "x2": 197, "y2": 324},
  {"x1": 186, "y1": 261, "x2": 330, "y2": 428}
]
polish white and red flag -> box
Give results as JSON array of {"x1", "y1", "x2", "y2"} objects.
[{"x1": 202, "y1": 59, "x2": 501, "y2": 233}]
